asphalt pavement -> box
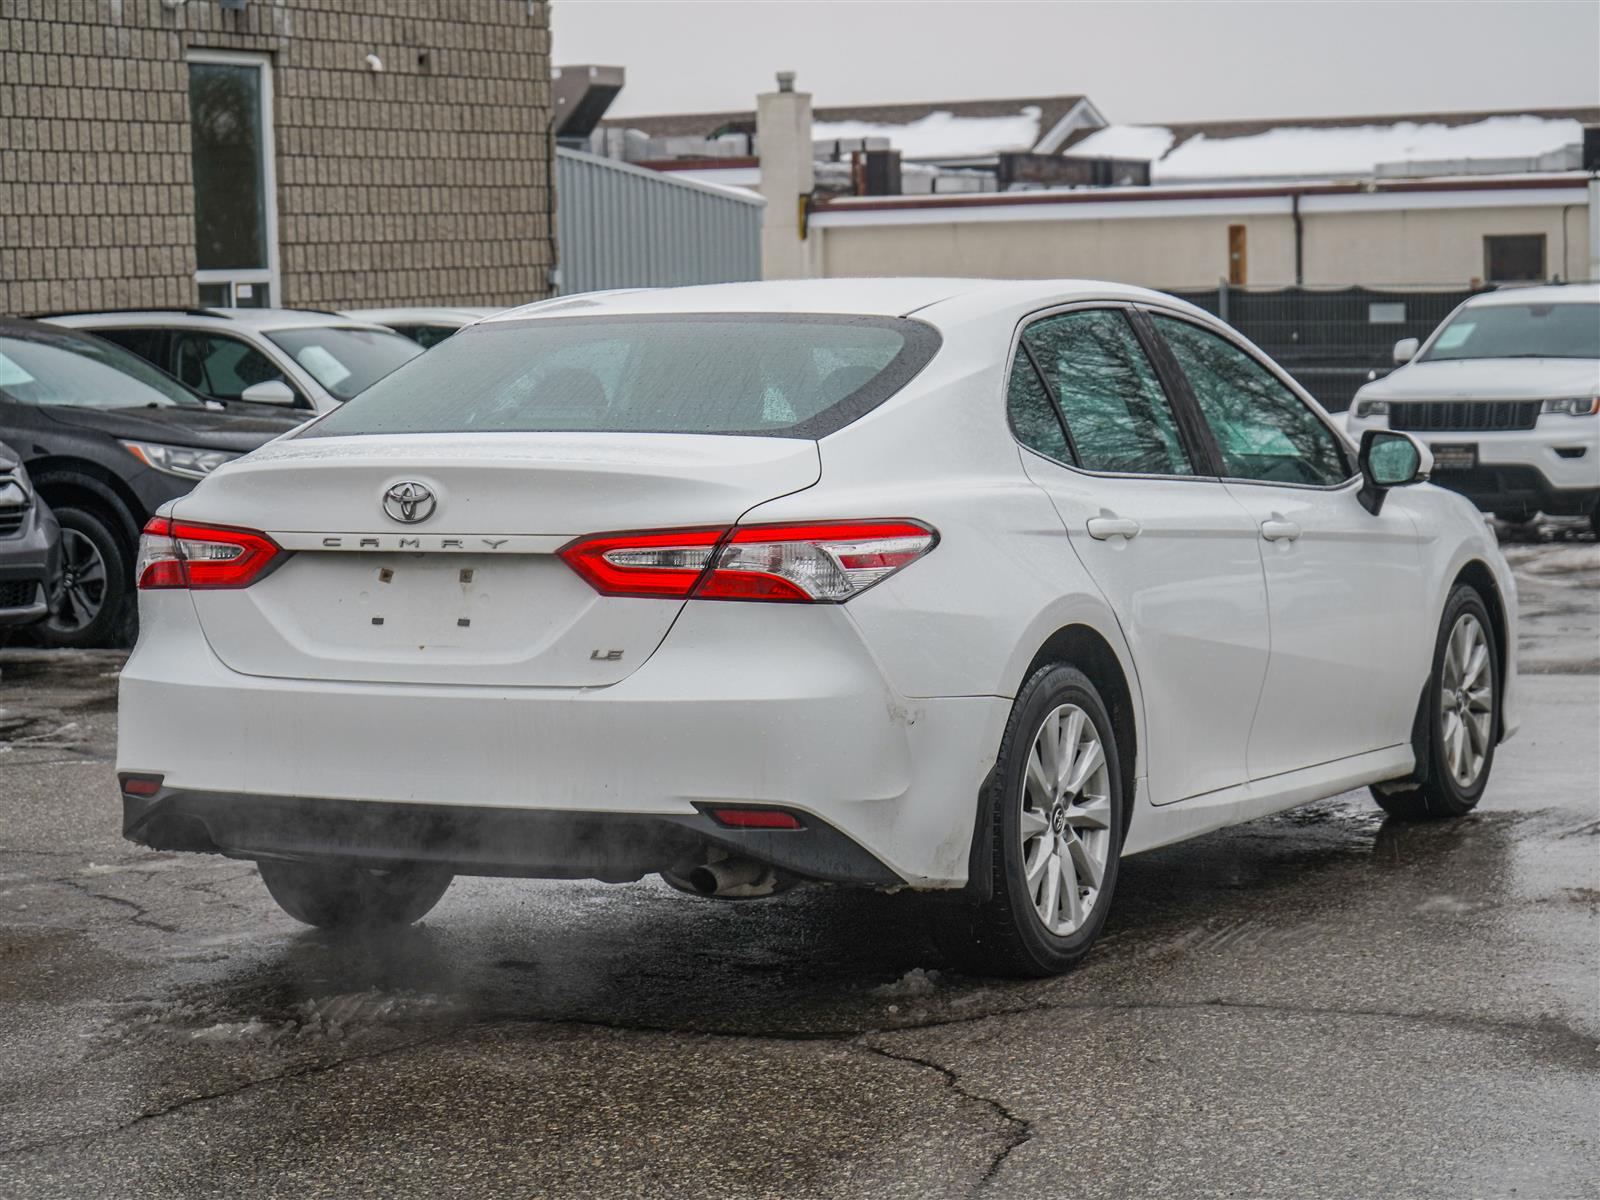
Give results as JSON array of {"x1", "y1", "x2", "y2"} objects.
[{"x1": 0, "y1": 530, "x2": 1595, "y2": 1199}]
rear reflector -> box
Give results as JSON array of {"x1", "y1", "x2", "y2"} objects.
[
  {"x1": 137, "y1": 517, "x2": 282, "y2": 590},
  {"x1": 120, "y1": 776, "x2": 162, "y2": 797},
  {"x1": 560, "y1": 520, "x2": 936, "y2": 603},
  {"x1": 704, "y1": 807, "x2": 805, "y2": 829}
]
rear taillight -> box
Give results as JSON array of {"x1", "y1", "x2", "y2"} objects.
[
  {"x1": 136, "y1": 517, "x2": 282, "y2": 590},
  {"x1": 559, "y1": 520, "x2": 936, "y2": 603}
]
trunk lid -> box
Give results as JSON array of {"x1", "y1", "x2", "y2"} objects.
[{"x1": 175, "y1": 432, "x2": 820, "y2": 686}]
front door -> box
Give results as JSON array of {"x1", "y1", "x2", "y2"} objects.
[
  {"x1": 1009, "y1": 307, "x2": 1270, "y2": 806},
  {"x1": 1148, "y1": 312, "x2": 1431, "y2": 780}
]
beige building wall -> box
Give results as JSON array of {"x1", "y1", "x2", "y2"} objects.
[
  {"x1": 0, "y1": 0, "x2": 553, "y2": 316},
  {"x1": 1300, "y1": 205, "x2": 1591, "y2": 286},
  {"x1": 818, "y1": 198, "x2": 1591, "y2": 290}
]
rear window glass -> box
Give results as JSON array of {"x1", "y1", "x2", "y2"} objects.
[{"x1": 303, "y1": 314, "x2": 941, "y2": 439}]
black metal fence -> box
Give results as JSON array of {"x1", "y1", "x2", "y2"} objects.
[{"x1": 1162, "y1": 284, "x2": 1479, "y2": 412}]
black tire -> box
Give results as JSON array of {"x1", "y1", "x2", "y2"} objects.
[
  {"x1": 35, "y1": 505, "x2": 132, "y2": 649},
  {"x1": 257, "y1": 859, "x2": 453, "y2": 929},
  {"x1": 1372, "y1": 585, "x2": 1499, "y2": 821},
  {"x1": 935, "y1": 664, "x2": 1125, "y2": 977}
]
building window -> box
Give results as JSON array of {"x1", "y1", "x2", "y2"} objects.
[
  {"x1": 187, "y1": 51, "x2": 278, "y2": 307},
  {"x1": 1483, "y1": 234, "x2": 1546, "y2": 284}
]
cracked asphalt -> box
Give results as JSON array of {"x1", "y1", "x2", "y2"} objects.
[{"x1": 0, "y1": 531, "x2": 1596, "y2": 1199}]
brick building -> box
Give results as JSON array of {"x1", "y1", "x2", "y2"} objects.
[{"x1": 0, "y1": 0, "x2": 554, "y2": 316}]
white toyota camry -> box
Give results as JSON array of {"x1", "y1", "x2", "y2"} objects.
[{"x1": 117, "y1": 279, "x2": 1518, "y2": 976}]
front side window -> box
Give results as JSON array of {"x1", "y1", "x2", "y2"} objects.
[
  {"x1": 170, "y1": 331, "x2": 292, "y2": 402},
  {"x1": 266, "y1": 327, "x2": 423, "y2": 402},
  {"x1": 1023, "y1": 309, "x2": 1193, "y2": 475},
  {"x1": 303, "y1": 315, "x2": 940, "y2": 438},
  {"x1": 0, "y1": 333, "x2": 201, "y2": 409},
  {"x1": 1421, "y1": 302, "x2": 1600, "y2": 363},
  {"x1": 1152, "y1": 315, "x2": 1349, "y2": 487}
]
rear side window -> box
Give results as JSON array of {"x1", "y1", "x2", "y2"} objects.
[
  {"x1": 1006, "y1": 349, "x2": 1071, "y2": 461},
  {"x1": 1023, "y1": 309, "x2": 1194, "y2": 476},
  {"x1": 303, "y1": 314, "x2": 941, "y2": 439}
]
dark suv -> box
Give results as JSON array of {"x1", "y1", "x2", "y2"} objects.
[{"x1": 0, "y1": 319, "x2": 299, "y2": 647}]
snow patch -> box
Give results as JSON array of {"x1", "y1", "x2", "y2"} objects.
[
  {"x1": 872, "y1": 967, "x2": 941, "y2": 998},
  {"x1": 813, "y1": 108, "x2": 1042, "y2": 159},
  {"x1": 1065, "y1": 115, "x2": 1584, "y2": 182}
]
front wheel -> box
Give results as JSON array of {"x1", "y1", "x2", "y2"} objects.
[
  {"x1": 936, "y1": 664, "x2": 1124, "y2": 977},
  {"x1": 257, "y1": 860, "x2": 453, "y2": 929},
  {"x1": 34, "y1": 506, "x2": 131, "y2": 648},
  {"x1": 1372, "y1": 585, "x2": 1498, "y2": 820}
]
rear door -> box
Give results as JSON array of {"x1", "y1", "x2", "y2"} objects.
[
  {"x1": 1010, "y1": 306, "x2": 1270, "y2": 806},
  {"x1": 1146, "y1": 311, "x2": 1430, "y2": 778}
]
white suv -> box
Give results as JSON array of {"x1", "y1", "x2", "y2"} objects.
[
  {"x1": 1345, "y1": 284, "x2": 1600, "y2": 532},
  {"x1": 44, "y1": 308, "x2": 423, "y2": 416}
]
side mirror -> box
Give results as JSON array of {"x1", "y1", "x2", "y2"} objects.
[
  {"x1": 1358, "y1": 430, "x2": 1432, "y2": 514},
  {"x1": 239, "y1": 379, "x2": 297, "y2": 406},
  {"x1": 1392, "y1": 337, "x2": 1419, "y2": 366}
]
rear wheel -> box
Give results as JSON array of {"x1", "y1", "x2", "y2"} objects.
[
  {"x1": 1372, "y1": 585, "x2": 1498, "y2": 820},
  {"x1": 936, "y1": 664, "x2": 1124, "y2": 977},
  {"x1": 257, "y1": 860, "x2": 453, "y2": 929},
  {"x1": 35, "y1": 506, "x2": 130, "y2": 648}
]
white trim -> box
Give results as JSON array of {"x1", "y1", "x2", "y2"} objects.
[
  {"x1": 811, "y1": 184, "x2": 1590, "y2": 230},
  {"x1": 1033, "y1": 98, "x2": 1109, "y2": 155},
  {"x1": 185, "y1": 48, "x2": 281, "y2": 305}
]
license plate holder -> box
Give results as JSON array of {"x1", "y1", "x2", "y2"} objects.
[{"x1": 1429, "y1": 442, "x2": 1478, "y2": 471}]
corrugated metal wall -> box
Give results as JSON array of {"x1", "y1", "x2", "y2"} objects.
[{"x1": 555, "y1": 148, "x2": 764, "y2": 294}]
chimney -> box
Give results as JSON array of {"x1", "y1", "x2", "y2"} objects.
[{"x1": 756, "y1": 71, "x2": 819, "y2": 280}]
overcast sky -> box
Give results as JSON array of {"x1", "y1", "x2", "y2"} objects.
[{"x1": 553, "y1": 0, "x2": 1600, "y2": 124}]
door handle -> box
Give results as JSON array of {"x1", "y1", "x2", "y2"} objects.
[
  {"x1": 1260, "y1": 519, "x2": 1302, "y2": 542},
  {"x1": 1087, "y1": 516, "x2": 1141, "y2": 541}
]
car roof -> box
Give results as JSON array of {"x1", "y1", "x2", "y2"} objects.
[
  {"x1": 43, "y1": 307, "x2": 393, "y2": 333},
  {"x1": 1464, "y1": 283, "x2": 1600, "y2": 308},
  {"x1": 485, "y1": 277, "x2": 1195, "y2": 323},
  {"x1": 342, "y1": 307, "x2": 500, "y2": 326}
]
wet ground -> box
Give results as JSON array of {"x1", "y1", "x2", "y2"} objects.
[{"x1": 0, "y1": 534, "x2": 1596, "y2": 1199}]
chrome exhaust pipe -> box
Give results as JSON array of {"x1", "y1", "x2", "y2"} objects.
[{"x1": 688, "y1": 857, "x2": 766, "y2": 896}]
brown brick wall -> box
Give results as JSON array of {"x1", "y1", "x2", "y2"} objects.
[{"x1": 0, "y1": 0, "x2": 553, "y2": 316}]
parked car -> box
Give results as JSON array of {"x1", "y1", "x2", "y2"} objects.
[
  {"x1": 118, "y1": 278, "x2": 1516, "y2": 976},
  {"x1": 0, "y1": 319, "x2": 300, "y2": 647},
  {"x1": 342, "y1": 307, "x2": 500, "y2": 349},
  {"x1": 42, "y1": 308, "x2": 423, "y2": 415},
  {"x1": 0, "y1": 439, "x2": 62, "y2": 630},
  {"x1": 1345, "y1": 283, "x2": 1600, "y2": 533}
]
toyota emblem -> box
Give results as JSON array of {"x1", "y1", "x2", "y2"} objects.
[{"x1": 382, "y1": 481, "x2": 436, "y2": 524}]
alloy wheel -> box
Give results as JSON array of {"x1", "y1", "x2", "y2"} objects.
[
  {"x1": 46, "y1": 527, "x2": 108, "y2": 634},
  {"x1": 1020, "y1": 703, "x2": 1114, "y2": 936},
  {"x1": 1440, "y1": 612, "x2": 1493, "y2": 788}
]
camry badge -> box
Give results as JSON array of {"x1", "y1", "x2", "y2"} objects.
[{"x1": 382, "y1": 481, "x2": 436, "y2": 524}]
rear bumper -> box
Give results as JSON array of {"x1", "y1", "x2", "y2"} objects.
[
  {"x1": 121, "y1": 788, "x2": 902, "y2": 885},
  {"x1": 117, "y1": 594, "x2": 1010, "y2": 888}
]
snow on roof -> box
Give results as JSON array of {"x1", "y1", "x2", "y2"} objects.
[
  {"x1": 811, "y1": 106, "x2": 1042, "y2": 160},
  {"x1": 1066, "y1": 114, "x2": 1585, "y2": 182}
]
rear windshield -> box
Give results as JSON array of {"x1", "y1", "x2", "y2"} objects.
[
  {"x1": 303, "y1": 314, "x2": 941, "y2": 439},
  {"x1": 1421, "y1": 302, "x2": 1600, "y2": 362}
]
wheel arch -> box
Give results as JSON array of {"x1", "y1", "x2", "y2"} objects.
[
  {"x1": 28, "y1": 459, "x2": 144, "y2": 550},
  {"x1": 965, "y1": 619, "x2": 1142, "y2": 899}
]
